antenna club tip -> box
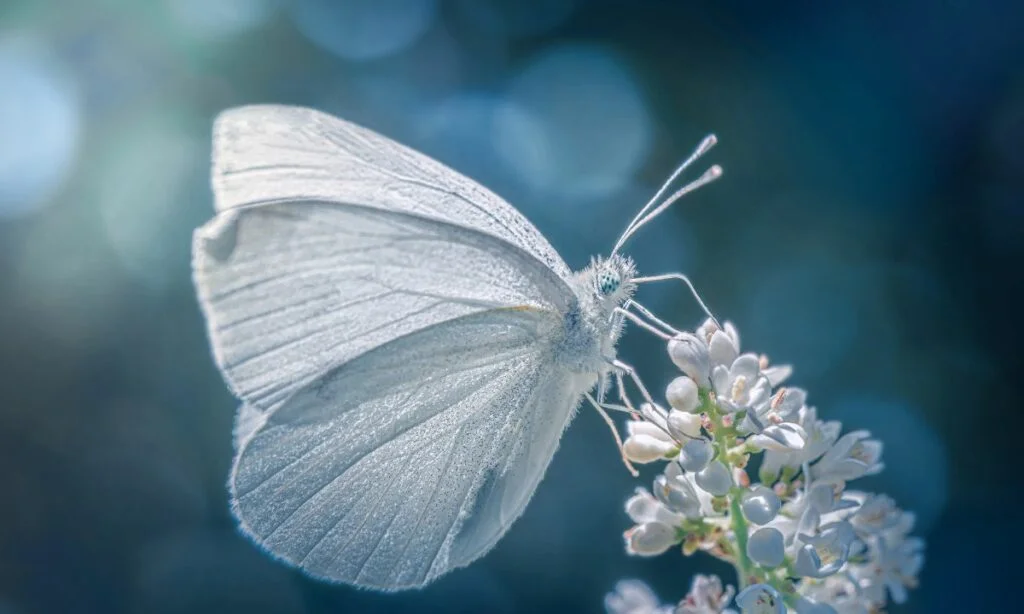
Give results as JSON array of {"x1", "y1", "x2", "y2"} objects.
[
  {"x1": 695, "y1": 135, "x2": 718, "y2": 157},
  {"x1": 706, "y1": 164, "x2": 724, "y2": 178}
]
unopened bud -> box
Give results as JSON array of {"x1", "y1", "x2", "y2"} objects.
[
  {"x1": 666, "y1": 376, "x2": 700, "y2": 413},
  {"x1": 623, "y1": 433, "x2": 678, "y2": 464},
  {"x1": 667, "y1": 333, "x2": 710, "y2": 384},
  {"x1": 667, "y1": 409, "x2": 703, "y2": 441},
  {"x1": 625, "y1": 522, "x2": 677, "y2": 556}
]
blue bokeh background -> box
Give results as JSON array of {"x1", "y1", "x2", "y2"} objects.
[{"x1": 0, "y1": 1, "x2": 1021, "y2": 612}]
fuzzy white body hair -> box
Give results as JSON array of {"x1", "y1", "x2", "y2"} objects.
[{"x1": 551, "y1": 254, "x2": 637, "y2": 391}]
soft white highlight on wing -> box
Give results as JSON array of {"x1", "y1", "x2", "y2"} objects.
[
  {"x1": 193, "y1": 200, "x2": 572, "y2": 411},
  {"x1": 230, "y1": 310, "x2": 583, "y2": 589},
  {"x1": 212, "y1": 104, "x2": 571, "y2": 280}
]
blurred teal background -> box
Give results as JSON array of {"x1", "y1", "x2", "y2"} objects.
[{"x1": 0, "y1": 1, "x2": 1021, "y2": 612}]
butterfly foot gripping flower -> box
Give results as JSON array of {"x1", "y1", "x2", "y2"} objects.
[{"x1": 605, "y1": 318, "x2": 924, "y2": 614}]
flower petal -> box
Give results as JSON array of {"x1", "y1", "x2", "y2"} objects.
[
  {"x1": 763, "y1": 364, "x2": 792, "y2": 386},
  {"x1": 708, "y1": 329, "x2": 739, "y2": 366},
  {"x1": 678, "y1": 438, "x2": 713, "y2": 472},
  {"x1": 667, "y1": 333, "x2": 710, "y2": 384},
  {"x1": 668, "y1": 409, "x2": 703, "y2": 441},
  {"x1": 748, "y1": 423, "x2": 807, "y2": 452},
  {"x1": 747, "y1": 527, "x2": 785, "y2": 567},
  {"x1": 625, "y1": 488, "x2": 662, "y2": 523},
  {"x1": 735, "y1": 584, "x2": 785, "y2": 614},
  {"x1": 741, "y1": 485, "x2": 781, "y2": 525},
  {"x1": 730, "y1": 353, "x2": 761, "y2": 382},
  {"x1": 695, "y1": 461, "x2": 732, "y2": 496}
]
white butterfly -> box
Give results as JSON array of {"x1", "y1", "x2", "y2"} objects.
[{"x1": 192, "y1": 105, "x2": 720, "y2": 590}]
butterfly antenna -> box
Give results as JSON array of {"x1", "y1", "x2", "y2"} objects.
[
  {"x1": 615, "y1": 164, "x2": 722, "y2": 252},
  {"x1": 611, "y1": 134, "x2": 718, "y2": 255}
]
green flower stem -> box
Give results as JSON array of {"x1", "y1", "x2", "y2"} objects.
[
  {"x1": 729, "y1": 492, "x2": 753, "y2": 589},
  {"x1": 706, "y1": 397, "x2": 756, "y2": 591}
]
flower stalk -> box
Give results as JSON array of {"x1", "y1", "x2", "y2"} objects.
[
  {"x1": 728, "y1": 493, "x2": 753, "y2": 589},
  {"x1": 608, "y1": 318, "x2": 924, "y2": 614}
]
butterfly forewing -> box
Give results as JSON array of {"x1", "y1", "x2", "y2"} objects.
[
  {"x1": 212, "y1": 105, "x2": 571, "y2": 280},
  {"x1": 193, "y1": 200, "x2": 572, "y2": 411}
]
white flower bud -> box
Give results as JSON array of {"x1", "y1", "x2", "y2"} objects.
[
  {"x1": 625, "y1": 489, "x2": 661, "y2": 524},
  {"x1": 695, "y1": 461, "x2": 731, "y2": 496},
  {"x1": 746, "y1": 527, "x2": 785, "y2": 567},
  {"x1": 667, "y1": 333, "x2": 710, "y2": 384},
  {"x1": 623, "y1": 434, "x2": 677, "y2": 464},
  {"x1": 741, "y1": 485, "x2": 781, "y2": 525},
  {"x1": 708, "y1": 329, "x2": 739, "y2": 367},
  {"x1": 625, "y1": 521, "x2": 677, "y2": 556},
  {"x1": 639, "y1": 402, "x2": 668, "y2": 425},
  {"x1": 666, "y1": 376, "x2": 700, "y2": 413},
  {"x1": 677, "y1": 438, "x2": 713, "y2": 472},
  {"x1": 735, "y1": 584, "x2": 785, "y2": 614},
  {"x1": 667, "y1": 409, "x2": 702, "y2": 441},
  {"x1": 626, "y1": 419, "x2": 669, "y2": 440}
]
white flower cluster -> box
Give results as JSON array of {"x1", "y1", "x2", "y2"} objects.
[{"x1": 606, "y1": 319, "x2": 924, "y2": 614}]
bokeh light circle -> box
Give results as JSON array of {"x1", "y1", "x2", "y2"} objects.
[
  {"x1": 292, "y1": 0, "x2": 437, "y2": 61},
  {"x1": 449, "y1": 0, "x2": 577, "y2": 39},
  {"x1": 495, "y1": 44, "x2": 652, "y2": 200},
  {"x1": 169, "y1": 0, "x2": 278, "y2": 39},
  {"x1": 0, "y1": 36, "x2": 80, "y2": 219},
  {"x1": 415, "y1": 93, "x2": 526, "y2": 202},
  {"x1": 96, "y1": 114, "x2": 206, "y2": 292}
]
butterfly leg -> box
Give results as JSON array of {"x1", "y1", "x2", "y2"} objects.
[
  {"x1": 623, "y1": 299, "x2": 682, "y2": 337},
  {"x1": 612, "y1": 358, "x2": 657, "y2": 406},
  {"x1": 614, "y1": 370, "x2": 638, "y2": 415},
  {"x1": 632, "y1": 272, "x2": 720, "y2": 329},
  {"x1": 584, "y1": 392, "x2": 639, "y2": 477},
  {"x1": 613, "y1": 358, "x2": 704, "y2": 443},
  {"x1": 613, "y1": 307, "x2": 672, "y2": 340}
]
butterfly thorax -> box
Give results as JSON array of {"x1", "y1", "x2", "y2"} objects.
[{"x1": 552, "y1": 255, "x2": 636, "y2": 376}]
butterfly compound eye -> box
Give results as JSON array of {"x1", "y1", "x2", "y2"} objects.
[{"x1": 597, "y1": 268, "x2": 621, "y2": 295}]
